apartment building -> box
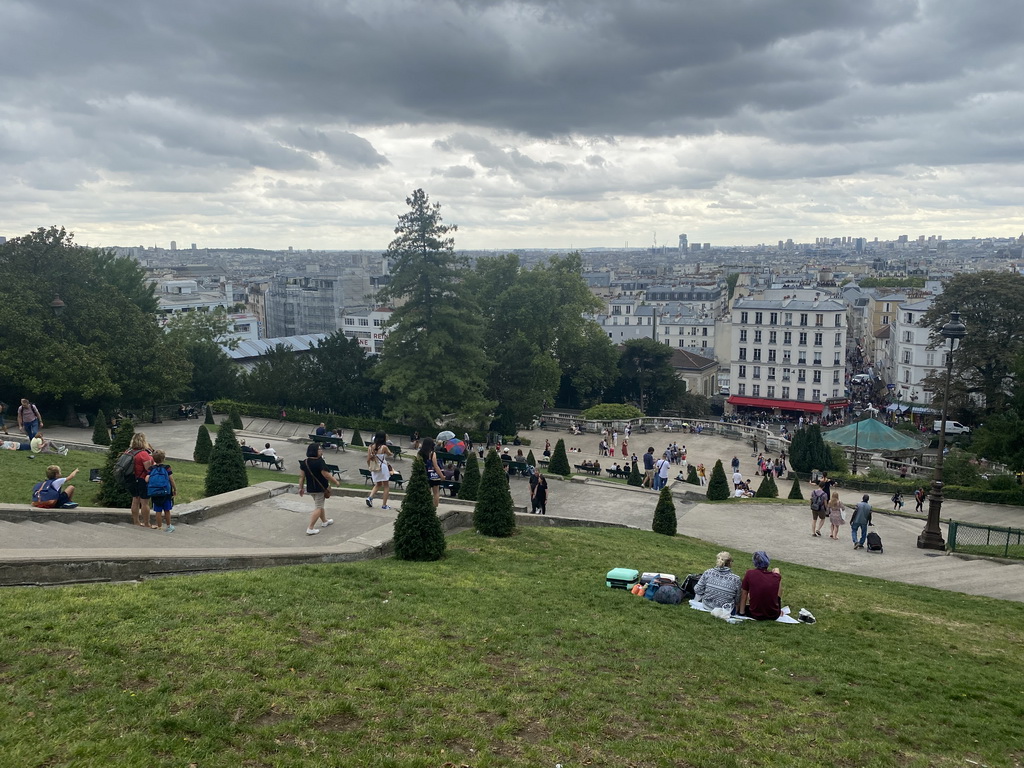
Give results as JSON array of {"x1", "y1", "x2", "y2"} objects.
[
  {"x1": 340, "y1": 308, "x2": 394, "y2": 355},
  {"x1": 726, "y1": 294, "x2": 848, "y2": 418},
  {"x1": 885, "y1": 297, "x2": 937, "y2": 407}
]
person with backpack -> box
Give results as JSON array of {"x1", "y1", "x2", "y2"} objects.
[
  {"x1": 32, "y1": 464, "x2": 79, "y2": 509},
  {"x1": 914, "y1": 487, "x2": 925, "y2": 513},
  {"x1": 17, "y1": 398, "x2": 43, "y2": 441},
  {"x1": 146, "y1": 449, "x2": 177, "y2": 532},
  {"x1": 124, "y1": 433, "x2": 154, "y2": 528},
  {"x1": 850, "y1": 494, "x2": 873, "y2": 550},
  {"x1": 809, "y1": 483, "x2": 828, "y2": 537}
]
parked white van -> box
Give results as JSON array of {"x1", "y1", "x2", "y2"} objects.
[{"x1": 933, "y1": 420, "x2": 971, "y2": 435}]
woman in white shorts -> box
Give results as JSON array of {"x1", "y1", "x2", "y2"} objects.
[{"x1": 366, "y1": 431, "x2": 394, "y2": 509}]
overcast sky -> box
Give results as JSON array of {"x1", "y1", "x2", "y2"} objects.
[{"x1": 2, "y1": 0, "x2": 1022, "y2": 250}]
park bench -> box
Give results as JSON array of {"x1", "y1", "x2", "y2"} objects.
[
  {"x1": 441, "y1": 480, "x2": 461, "y2": 497},
  {"x1": 435, "y1": 450, "x2": 466, "y2": 466},
  {"x1": 245, "y1": 453, "x2": 284, "y2": 470},
  {"x1": 507, "y1": 460, "x2": 531, "y2": 477},
  {"x1": 309, "y1": 433, "x2": 346, "y2": 452},
  {"x1": 574, "y1": 464, "x2": 602, "y2": 476},
  {"x1": 359, "y1": 468, "x2": 405, "y2": 489},
  {"x1": 324, "y1": 464, "x2": 347, "y2": 481},
  {"x1": 605, "y1": 468, "x2": 630, "y2": 479}
]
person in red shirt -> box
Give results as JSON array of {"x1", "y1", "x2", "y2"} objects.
[
  {"x1": 128, "y1": 432, "x2": 155, "y2": 528},
  {"x1": 739, "y1": 550, "x2": 782, "y2": 621}
]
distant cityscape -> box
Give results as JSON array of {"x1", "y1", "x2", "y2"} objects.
[{"x1": 6, "y1": 229, "x2": 1020, "y2": 418}]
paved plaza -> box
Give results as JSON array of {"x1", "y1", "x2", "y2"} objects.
[{"x1": 1, "y1": 417, "x2": 1021, "y2": 600}]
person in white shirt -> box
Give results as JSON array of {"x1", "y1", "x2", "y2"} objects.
[
  {"x1": 259, "y1": 442, "x2": 284, "y2": 469},
  {"x1": 732, "y1": 470, "x2": 743, "y2": 489}
]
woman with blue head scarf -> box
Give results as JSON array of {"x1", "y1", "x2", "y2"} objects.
[{"x1": 739, "y1": 550, "x2": 782, "y2": 620}]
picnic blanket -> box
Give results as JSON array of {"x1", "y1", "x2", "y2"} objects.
[{"x1": 689, "y1": 600, "x2": 801, "y2": 624}]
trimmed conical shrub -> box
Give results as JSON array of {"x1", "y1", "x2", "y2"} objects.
[
  {"x1": 754, "y1": 473, "x2": 779, "y2": 498},
  {"x1": 350, "y1": 429, "x2": 364, "y2": 447},
  {"x1": 92, "y1": 410, "x2": 111, "y2": 446},
  {"x1": 228, "y1": 409, "x2": 244, "y2": 430},
  {"x1": 686, "y1": 465, "x2": 700, "y2": 485},
  {"x1": 526, "y1": 449, "x2": 536, "y2": 467},
  {"x1": 394, "y1": 456, "x2": 447, "y2": 561},
  {"x1": 193, "y1": 424, "x2": 213, "y2": 463},
  {"x1": 548, "y1": 438, "x2": 571, "y2": 476},
  {"x1": 628, "y1": 459, "x2": 644, "y2": 487},
  {"x1": 473, "y1": 449, "x2": 516, "y2": 537},
  {"x1": 97, "y1": 419, "x2": 135, "y2": 508},
  {"x1": 458, "y1": 451, "x2": 481, "y2": 501},
  {"x1": 204, "y1": 405, "x2": 215, "y2": 424},
  {"x1": 652, "y1": 486, "x2": 677, "y2": 536},
  {"x1": 788, "y1": 475, "x2": 804, "y2": 500},
  {"x1": 204, "y1": 422, "x2": 248, "y2": 497},
  {"x1": 707, "y1": 459, "x2": 731, "y2": 501}
]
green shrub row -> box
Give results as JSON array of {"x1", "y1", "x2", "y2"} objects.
[
  {"x1": 822, "y1": 473, "x2": 1024, "y2": 506},
  {"x1": 208, "y1": 399, "x2": 411, "y2": 438}
]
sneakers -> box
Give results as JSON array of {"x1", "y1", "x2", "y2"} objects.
[
  {"x1": 166, "y1": 525, "x2": 175, "y2": 533},
  {"x1": 306, "y1": 528, "x2": 320, "y2": 535},
  {"x1": 59, "y1": 447, "x2": 69, "y2": 456},
  {"x1": 381, "y1": 505, "x2": 391, "y2": 510},
  {"x1": 365, "y1": 497, "x2": 373, "y2": 507},
  {"x1": 61, "y1": 502, "x2": 79, "y2": 509},
  {"x1": 321, "y1": 519, "x2": 334, "y2": 528}
]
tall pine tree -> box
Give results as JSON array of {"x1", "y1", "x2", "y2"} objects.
[
  {"x1": 374, "y1": 189, "x2": 494, "y2": 426},
  {"x1": 204, "y1": 422, "x2": 248, "y2": 497},
  {"x1": 97, "y1": 419, "x2": 136, "y2": 508},
  {"x1": 548, "y1": 438, "x2": 571, "y2": 476},
  {"x1": 706, "y1": 459, "x2": 731, "y2": 501},
  {"x1": 652, "y1": 486, "x2": 677, "y2": 536},
  {"x1": 394, "y1": 456, "x2": 447, "y2": 561},
  {"x1": 458, "y1": 451, "x2": 482, "y2": 501},
  {"x1": 473, "y1": 449, "x2": 516, "y2": 537}
]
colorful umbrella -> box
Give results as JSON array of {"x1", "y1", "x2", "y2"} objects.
[
  {"x1": 436, "y1": 430, "x2": 456, "y2": 442},
  {"x1": 444, "y1": 439, "x2": 466, "y2": 455}
]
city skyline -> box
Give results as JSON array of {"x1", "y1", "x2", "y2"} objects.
[{"x1": 2, "y1": 0, "x2": 1022, "y2": 250}]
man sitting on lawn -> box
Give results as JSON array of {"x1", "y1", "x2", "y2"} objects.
[{"x1": 32, "y1": 465, "x2": 80, "y2": 509}]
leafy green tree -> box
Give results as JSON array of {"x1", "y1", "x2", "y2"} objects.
[
  {"x1": 726, "y1": 273, "x2": 740, "y2": 301},
  {"x1": 790, "y1": 425, "x2": 834, "y2": 473},
  {"x1": 193, "y1": 424, "x2": 213, "y2": 463},
  {"x1": 582, "y1": 403, "x2": 643, "y2": 421},
  {"x1": 652, "y1": 487, "x2": 677, "y2": 536},
  {"x1": 205, "y1": 405, "x2": 215, "y2": 424},
  {"x1": 204, "y1": 423, "x2": 248, "y2": 496},
  {"x1": 0, "y1": 227, "x2": 186, "y2": 416},
  {"x1": 92, "y1": 410, "x2": 111, "y2": 446},
  {"x1": 374, "y1": 189, "x2": 493, "y2": 426},
  {"x1": 788, "y1": 476, "x2": 804, "y2": 500},
  {"x1": 707, "y1": 459, "x2": 731, "y2": 501},
  {"x1": 921, "y1": 271, "x2": 1024, "y2": 416},
  {"x1": 548, "y1": 438, "x2": 571, "y2": 476},
  {"x1": 304, "y1": 332, "x2": 382, "y2": 416},
  {"x1": 458, "y1": 451, "x2": 481, "y2": 500},
  {"x1": 97, "y1": 419, "x2": 135, "y2": 508},
  {"x1": 628, "y1": 459, "x2": 644, "y2": 487},
  {"x1": 609, "y1": 338, "x2": 686, "y2": 416},
  {"x1": 972, "y1": 410, "x2": 1024, "y2": 471},
  {"x1": 394, "y1": 456, "x2": 447, "y2": 561},
  {"x1": 164, "y1": 307, "x2": 239, "y2": 402},
  {"x1": 686, "y1": 465, "x2": 700, "y2": 485},
  {"x1": 754, "y1": 473, "x2": 779, "y2": 498},
  {"x1": 555, "y1": 322, "x2": 620, "y2": 409},
  {"x1": 239, "y1": 344, "x2": 305, "y2": 409},
  {"x1": 473, "y1": 449, "x2": 516, "y2": 537}
]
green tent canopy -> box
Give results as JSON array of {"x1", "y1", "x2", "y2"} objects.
[{"x1": 824, "y1": 418, "x2": 927, "y2": 452}]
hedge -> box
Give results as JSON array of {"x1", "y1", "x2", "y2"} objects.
[
  {"x1": 818, "y1": 473, "x2": 1024, "y2": 506},
  {"x1": 209, "y1": 399, "x2": 410, "y2": 437}
]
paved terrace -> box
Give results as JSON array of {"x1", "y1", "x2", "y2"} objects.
[{"x1": 0, "y1": 417, "x2": 1021, "y2": 600}]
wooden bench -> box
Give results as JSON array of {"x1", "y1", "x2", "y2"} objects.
[
  {"x1": 507, "y1": 461, "x2": 531, "y2": 477},
  {"x1": 574, "y1": 464, "x2": 601, "y2": 476},
  {"x1": 309, "y1": 433, "x2": 347, "y2": 452},
  {"x1": 435, "y1": 450, "x2": 466, "y2": 466},
  {"x1": 605, "y1": 468, "x2": 630, "y2": 479},
  {"x1": 441, "y1": 480, "x2": 461, "y2": 497},
  {"x1": 245, "y1": 453, "x2": 284, "y2": 470},
  {"x1": 324, "y1": 464, "x2": 347, "y2": 481},
  {"x1": 359, "y1": 468, "x2": 404, "y2": 489}
]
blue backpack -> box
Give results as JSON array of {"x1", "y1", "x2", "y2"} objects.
[
  {"x1": 32, "y1": 479, "x2": 61, "y2": 508},
  {"x1": 147, "y1": 465, "x2": 172, "y2": 496}
]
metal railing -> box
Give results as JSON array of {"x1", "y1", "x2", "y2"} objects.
[{"x1": 947, "y1": 521, "x2": 1024, "y2": 559}]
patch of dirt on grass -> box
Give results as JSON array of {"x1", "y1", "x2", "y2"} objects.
[
  {"x1": 288, "y1": 628, "x2": 323, "y2": 647},
  {"x1": 513, "y1": 720, "x2": 549, "y2": 743},
  {"x1": 314, "y1": 712, "x2": 359, "y2": 731},
  {"x1": 254, "y1": 708, "x2": 292, "y2": 727}
]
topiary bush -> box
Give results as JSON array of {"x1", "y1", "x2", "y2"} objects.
[
  {"x1": 204, "y1": 422, "x2": 248, "y2": 497},
  {"x1": 548, "y1": 438, "x2": 571, "y2": 476},
  {"x1": 754, "y1": 473, "x2": 779, "y2": 498},
  {"x1": 707, "y1": 459, "x2": 731, "y2": 501},
  {"x1": 526, "y1": 449, "x2": 536, "y2": 467},
  {"x1": 686, "y1": 465, "x2": 700, "y2": 485},
  {"x1": 394, "y1": 456, "x2": 447, "y2": 561},
  {"x1": 228, "y1": 409, "x2": 244, "y2": 431},
  {"x1": 92, "y1": 410, "x2": 111, "y2": 446},
  {"x1": 458, "y1": 451, "x2": 481, "y2": 501},
  {"x1": 628, "y1": 459, "x2": 644, "y2": 487},
  {"x1": 581, "y1": 403, "x2": 643, "y2": 421},
  {"x1": 652, "y1": 486, "x2": 677, "y2": 536},
  {"x1": 205, "y1": 405, "x2": 215, "y2": 425},
  {"x1": 473, "y1": 449, "x2": 516, "y2": 537},
  {"x1": 193, "y1": 424, "x2": 213, "y2": 463},
  {"x1": 97, "y1": 419, "x2": 136, "y2": 508},
  {"x1": 350, "y1": 429, "x2": 364, "y2": 447},
  {"x1": 788, "y1": 475, "x2": 804, "y2": 500}
]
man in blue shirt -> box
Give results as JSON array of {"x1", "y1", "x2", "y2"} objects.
[{"x1": 642, "y1": 447, "x2": 655, "y2": 488}]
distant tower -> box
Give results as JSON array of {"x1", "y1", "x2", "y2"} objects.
[
  {"x1": 170, "y1": 241, "x2": 177, "y2": 251},
  {"x1": 678, "y1": 234, "x2": 688, "y2": 253}
]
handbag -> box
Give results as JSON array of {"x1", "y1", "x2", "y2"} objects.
[{"x1": 323, "y1": 486, "x2": 332, "y2": 499}]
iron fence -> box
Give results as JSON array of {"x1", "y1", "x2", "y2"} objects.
[{"x1": 947, "y1": 521, "x2": 1024, "y2": 559}]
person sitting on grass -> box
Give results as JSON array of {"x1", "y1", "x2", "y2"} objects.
[
  {"x1": 30, "y1": 432, "x2": 67, "y2": 456},
  {"x1": 694, "y1": 551, "x2": 742, "y2": 612},
  {"x1": 32, "y1": 464, "x2": 79, "y2": 509},
  {"x1": 739, "y1": 551, "x2": 782, "y2": 621}
]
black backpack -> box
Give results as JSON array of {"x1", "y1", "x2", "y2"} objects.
[
  {"x1": 653, "y1": 584, "x2": 683, "y2": 605},
  {"x1": 866, "y1": 531, "x2": 883, "y2": 553},
  {"x1": 113, "y1": 449, "x2": 140, "y2": 489},
  {"x1": 680, "y1": 573, "x2": 699, "y2": 600}
]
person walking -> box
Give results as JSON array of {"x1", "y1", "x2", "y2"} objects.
[
  {"x1": 642, "y1": 447, "x2": 656, "y2": 488},
  {"x1": 531, "y1": 471, "x2": 548, "y2": 514},
  {"x1": 826, "y1": 490, "x2": 845, "y2": 539},
  {"x1": 17, "y1": 398, "x2": 43, "y2": 441},
  {"x1": 914, "y1": 487, "x2": 925, "y2": 513},
  {"x1": 850, "y1": 494, "x2": 872, "y2": 550},
  {"x1": 299, "y1": 443, "x2": 340, "y2": 535},
  {"x1": 366, "y1": 431, "x2": 394, "y2": 509},
  {"x1": 418, "y1": 437, "x2": 445, "y2": 509},
  {"x1": 697, "y1": 463, "x2": 707, "y2": 486}
]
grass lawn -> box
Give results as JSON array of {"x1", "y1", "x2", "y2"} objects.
[
  {"x1": 0, "y1": 449, "x2": 298, "y2": 506},
  {"x1": 1, "y1": 527, "x2": 1022, "y2": 767}
]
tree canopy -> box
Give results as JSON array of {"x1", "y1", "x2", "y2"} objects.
[
  {"x1": 374, "y1": 189, "x2": 493, "y2": 426},
  {"x1": 609, "y1": 338, "x2": 686, "y2": 416}
]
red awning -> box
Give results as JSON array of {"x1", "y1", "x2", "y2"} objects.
[{"x1": 727, "y1": 396, "x2": 825, "y2": 413}]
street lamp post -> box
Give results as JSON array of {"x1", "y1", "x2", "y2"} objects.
[{"x1": 917, "y1": 312, "x2": 967, "y2": 550}]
